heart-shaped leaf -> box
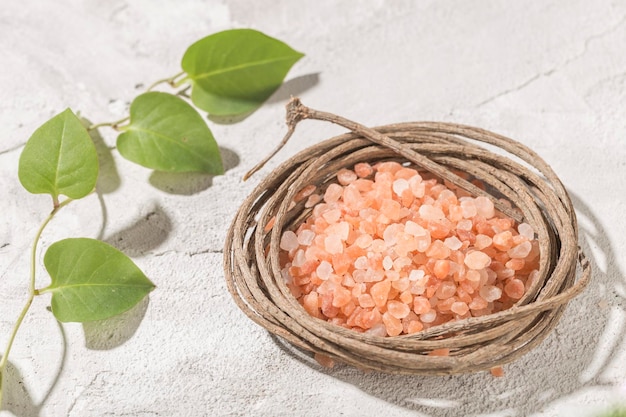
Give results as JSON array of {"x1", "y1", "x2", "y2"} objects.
[
  {"x1": 18, "y1": 109, "x2": 99, "y2": 201},
  {"x1": 42, "y1": 238, "x2": 155, "y2": 322},
  {"x1": 181, "y1": 29, "x2": 304, "y2": 116},
  {"x1": 117, "y1": 92, "x2": 223, "y2": 173}
]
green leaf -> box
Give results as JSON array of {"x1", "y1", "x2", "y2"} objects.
[
  {"x1": 117, "y1": 92, "x2": 223, "y2": 173},
  {"x1": 181, "y1": 28, "x2": 304, "y2": 116},
  {"x1": 42, "y1": 238, "x2": 155, "y2": 322},
  {"x1": 18, "y1": 109, "x2": 99, "y2": 201}
]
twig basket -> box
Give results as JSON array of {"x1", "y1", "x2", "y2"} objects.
[{"x1": 223, "y1": 98, "x2": 590, "y2": 375}]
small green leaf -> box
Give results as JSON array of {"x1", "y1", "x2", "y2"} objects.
[
  {"x1": 42, "y1": 238, "x2": 155, "y2": 322},
  {"x1": 18, "y1": 109, "x2": 99, "y2": 201},
  {"x1": 181, "y1": 29, "x2": 304, "y2": 116},
  {"x1": 117, "y1": 92, "x2": 223, "y2": 173}
]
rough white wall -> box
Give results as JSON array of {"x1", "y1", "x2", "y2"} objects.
[{"x1": 1, "y1": 1, "x2": 625, "y2": 416}]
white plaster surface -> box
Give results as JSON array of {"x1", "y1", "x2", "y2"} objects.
[{"x1": 1, "y1": 1, "x2": 625, "y2": 416}]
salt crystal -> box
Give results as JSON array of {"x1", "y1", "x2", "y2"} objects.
[
  {"x1": 387, "y1": 300, "x2": 411, "y2": 319},
  {"x1": 324, "y1": 235, "x2": 344, "y2": 254},
  {"x1": 280, "y1": 231, "x2": 299, "y2": 251},
  {"x1": 354, "y1": 256, "x2": 369, "y2": 270},
  {"x1": 392, "y1": 178, "x2": 409, "y2": 196},
  {"x1": 327, "y1": 221, "x2": 350, "y2": 241},
  {"x1": 413, "y1": 296, "x2": 431, "y2": 314},
  {"x1": 382, "y1": 312, "x2": 403, "y2": 336},
  {"x1": 460, "y1": 199, "x2": 477, "y2": 218},
  {"x1": 365, "y1": 323, "x2": 387, "y2": 337},
  {"x1": 451, "y1": 301, "x2": 469, "y2": 316},
  {"x1": 383, "y1": 223, "x2": 403, "y2": 246},
  {"x1": 409, "y1": 269, "x2": 426, "y2": 283},
  {"x1": 518, "y1": 223, "x2": 535, "y2": 240},
  {"x1": 492, "y1": 231, "x2": 514, "y2": 251},
  {"x1": 322, "y1": 208, "x2": 341, "y2": 224},
  {"x1": 408, "y1": 175, "x2": 425, "y2": 197},
  {"x1": 436, "y1": 281, "x2": 456, "y2": 299},
  {"x1": 479, "y1": 285, "x2": 502, "y2": 302},
  {"x1": 354, "y1": 162, "x2": 374, "y2": 178},
  {"x1": 508, "y1": 241, "x2": 532, "y2": 258},
  {"x1": 474, "y1": 196, "x2": 495, "y2": 218},
  {"x1": 355, "y1": 234, "x2": 373, "y2": 249},
  {"x1": 305, "y1": 194, "x2": 322, "y2": 208},
  {"x1": 337, "y1": 168, "x2": 357, "y2": 185},
  {"x1": 316, "y1": 261, "x2": 333, "y2": 280},
  {"x1": 405, "y1": 220, "x2": 427, "y2": 236},
  {"x1": 419, "y1": 204, "x2": 445, "y2": 221},
  {"x1": 324, "y1": 183, "x2": 344, "y2": 204},
  {"x1": 383, "y1": 255, "x2": 393, "y2": 270},
  {"x1": 281, "y1": 267, "x2": 293, "y2": 284},
  {"x1": 420, "y1": 310, "x2": 437, "y2": 323},
  {"x1": 358, "y1": 293, "x2": 376, "y2": 308},
  {"x1": 297, "y1": 229, "x2": 316, "y2": 246},
  {"x1": 292, "y1": 249, "x2": 306, "y2": 267},
  {"x1": 370, "y1": 239, "x2": 385, "y2": 253},
  {"x1": 474, "y1": 234, "x2": 492, "y2": 250},
  {"x1": 293, "y1": 184, "x2": 316, "y2": 203},
  {"x1": 464, "y1": 251, "x2": 491, "y2": 270},
  {"x1": 342, "y1": 184, "x2": 363, "y2": 209},
  {"x1": 371, "y1": 280, "x2": 391, "y2": 308},
  {"x1": 457, "y1": 219, "x2": 473, "y2": 231},
  {"x1": 444, "y1": 236, "x2": 462, "y2": 250},
  {"x1": 504, "y1": 278, "x2": 525, "y2": 299}
]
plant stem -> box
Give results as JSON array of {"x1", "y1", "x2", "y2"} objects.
[
  {"x1": 87, "y1": 117, "x2": 130, "y2": 132},
  {"x1": 0, "y1": 198, "x2": 72, "y2": 408},
  {"x1": 146, "y1": 71, "x2": 186, "y2": 92}
]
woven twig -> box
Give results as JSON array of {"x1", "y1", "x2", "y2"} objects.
[{"x1": 223, "y1": 98, "x2": 590, "y2": 375}]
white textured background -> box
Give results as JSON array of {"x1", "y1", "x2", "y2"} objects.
[{"x1": 1, "y1": 1, "x2": 625, "y2": 416}]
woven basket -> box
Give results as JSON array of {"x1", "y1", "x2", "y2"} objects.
[{"x1": 223, "y1": 98, "x2": 590, "y2": 375}]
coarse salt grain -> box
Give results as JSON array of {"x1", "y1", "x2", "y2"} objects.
[
  {"x1": 280, "y1": 231, "x2": 299, "y2": 251},
  {"x1": 279, "y1": 163, "x2": 540, "y2": 337}
]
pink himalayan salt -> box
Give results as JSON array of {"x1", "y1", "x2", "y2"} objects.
[
  {"x1": 316, "y1": 261, "x2": 333, "y2": 280},
  {"x1": 464, "y1": 251, "x2": 491, "y2": 270},
  {"x1": 280, "y1": 231, "x2": 299, "y2": 251},
  {"x1": 354, "y1": 162, "x2": 374, "y2": 178},
  {"x1": 508, "y1": 241, "x2": 532, "y2": 259},
  {"x1": 297, "y1": 229, "x2": 316, "y2": 246},
  {"x1": 474, "y1": 196, "x2": 495, "y2": 218},
  {"x1": 419, "y1": 204, "x2": 445, "y2": 221},
  {"x1": 382, "y1": 312, "x2": 403, "y2": 336},
  {"x1": 324, "y1": 235, "x2": 344, "y2": 254},
  {"x1": 324, "y1": 183, "x2": 343, "y2": 204},
  {"x1": 451, "y1": 301, "x2": 470, "y2": 316},
  {"x1": 392, "y1": 178, "x2": 410, "y2": 196},
  {"x1": 387, "y1": 300, "x2": 411, "y2": 319},
  {"x1": 305, "y1": 193, "x2": 322, "y2": 208},
  {"x1": 479, "y1": 285, "x2": 502, "y2": 302},
  {"x1": 474, "y1": 234, "x2": 492, "y2": 250},
  {"x1": 504, "y1": 278, "x2": 525, "y2": 299},
  {"x1": 280, "y1": 162, "x2": 539, "y2": 336},
  {"x1": 518, "y1": 223, "x2": 535, "y2": 240},
  {"x1": 337, "y1": 168, "x2": 357, "y2": 185},
  {"x1": 444, "y1": 236, "x2": 463, "y2": 251}
]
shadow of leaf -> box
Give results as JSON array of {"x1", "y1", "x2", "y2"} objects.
[
  {"x1": 103, "y1": 205, "x2": 171, "y2": 257},
  {"x1": 82, "y1": 295, "x2": 150, "y2": 351},
  {"x1": 1, "y1": 361, "x2": 38, "y2": 417},
  {"x1": 148, "y1": 147, "x2": 239, "y2": 195},
  {"x1": 269, "y1": 190, "x2": 625, "y2": 416},
  {"x1": 206, "y1": 73, "x2": 320, "y2": 125},
  {"x1": 266, "y1": 72, "x2": 320, "y2": 104},
  {"x1": 79, "y1": 117, "x2": 121, "y2": 194}
]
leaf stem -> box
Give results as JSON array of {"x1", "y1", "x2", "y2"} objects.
[
  {"x1": 0, "y1": 198, "x2": 72, "y2": 408},
  {"x1": 87, "y1": 117, "x2": 130, "y2": 132},
  {"x1": 146, "y1": 71, "x2": 186, "y2": 92}
]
